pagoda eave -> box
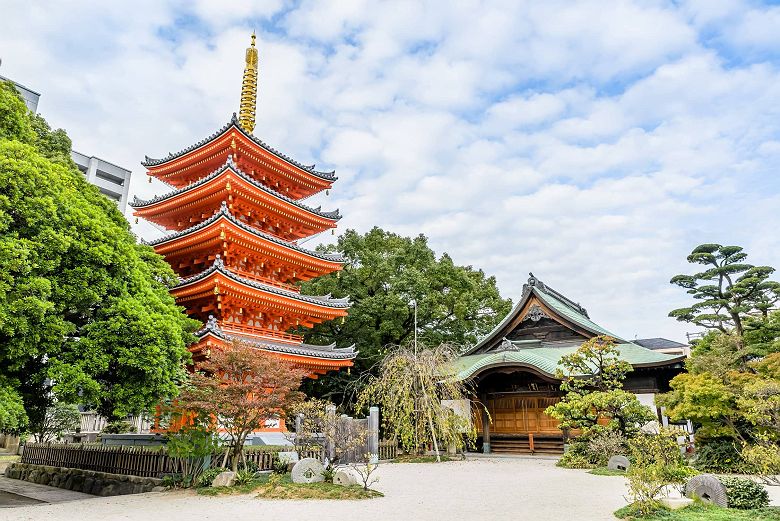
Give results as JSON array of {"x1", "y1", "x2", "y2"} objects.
[
  {"x1": 150, "y1": 209, "x2": 343, "y2": 280},
  {"x1": 143, "y1": 117, "x2": 336, "y2": 198},
  {"x1": 172, "y1": 264, "x2": 350, "y2": 318},
  {"x1": 132, "y1": 162, "x2": 340, "y2": 235},
  {"x1": 190, "y1": 333, "x2": 354, "y2": 377}
]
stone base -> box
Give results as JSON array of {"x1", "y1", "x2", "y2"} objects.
[
  {"x1": 5, "y1": 463, "x2": 163, "y2": 496},
  {"x1": 660, "y1": 497, "x2": 694, "y2": 510}
]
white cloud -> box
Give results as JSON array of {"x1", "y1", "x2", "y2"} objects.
[{"x1": 1, "y1": 0, "x2": 778, "y2": 342}]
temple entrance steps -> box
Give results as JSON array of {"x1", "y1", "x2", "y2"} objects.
[{"x1": 490, "y1": 435, "x2": 564, "y2": 455}]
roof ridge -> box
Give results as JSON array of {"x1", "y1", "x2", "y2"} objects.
[
  {"x1": 148, "y1": 201, "x2": 345, "y2": 263},
  {"x1": 176, "y1": 255, "x2": 351, "y2": 309},
  {"x1": 131, "y1": 157, "x2": 342, "y2": 220},
  {"x1": 142, "y1": 115, "x2": 337, "y2": 181},
  {"x1": 527, "y1": 273, "x2": 589, "y2": 318}
]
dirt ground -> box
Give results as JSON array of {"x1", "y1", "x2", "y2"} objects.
[{"x1": 3, "y1": 457, "x2": 780, "y2": 521}]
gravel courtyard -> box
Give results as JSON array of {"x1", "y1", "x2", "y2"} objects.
[
  {"x1": 0, "y1": 457, "x2": 629, "y2": 521},
  {"x1": 4, "y1": 457, "x2": 779, "y2": 521}
]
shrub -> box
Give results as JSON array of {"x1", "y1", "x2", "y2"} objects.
[
  {"x1": 161, "y1": 474, "x2": 183, "y2": 489},
  {"x1": 719, "y1": 477, "x2": 769, "y2": 510},
  {"x1": 557, "y1": 451, "x2": 594, "y2": 469},
  {"x1": 741, "y1": 442, "x2": 780, "y2": 485},
  {"x1": 321, "y1": 463, "x2": 336, "y2": 482},
  {"x1": 694, "y1": 438, "x2": 753, "y2": 473},
  {"x1": 625, "y1": 463, "x2": 666, "y2": 516},
  {"x1": 272, "y1": 458, "x2": 288, "y2": 474},
  {"x1": 586, "y1": 429, "x2": 627, "y2": 467},
  {"x1": 234, "y1": 468, "x2": 256, "y2": 486},
  {"x1": 102, "y1": 420, "x2": 134, "y2": 434},
  {"x1": 196, "y1": 467, "x2": 227, "y2": 488},
  {"x1": 625, "y1": 431, "x2": 689, "y2": 514},
  {"x1": 165, "y1": 424, "x2": 221, "y2": 488},
  {"x1": 241, "y1": 459, "x2": 259, "y2": 473}
]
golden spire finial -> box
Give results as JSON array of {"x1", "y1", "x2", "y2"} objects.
[{"x1": 239, "y1": 32, "x2": 258, "y2": 133}]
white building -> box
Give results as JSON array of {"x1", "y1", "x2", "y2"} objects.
[
  {"x1": 2, "y1": 70, "x2": 132, "y2": 212},
  {"x1": 71, "y1": 151, "x2": 132, "y2": 211},
  {"x1": 0, "y1": 73, "x2": 39, "y2": 113}
]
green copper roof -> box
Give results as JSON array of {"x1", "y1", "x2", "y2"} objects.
[
  {"x1": 452, "y1": 343, "x2": 684, "y2": 381},
  {"x1": 534, "y1": 288, "x2": 622, "y2": 340}
]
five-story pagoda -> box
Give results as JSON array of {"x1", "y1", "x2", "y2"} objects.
[{"x1": 131, "y1": 34, "x2": 355, "y2": 378}]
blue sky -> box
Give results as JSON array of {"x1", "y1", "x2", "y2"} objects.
[{"x1": 1, "y1": 0, "x2": 779, "y2": 341}]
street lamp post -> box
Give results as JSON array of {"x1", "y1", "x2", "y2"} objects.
[{"x1": 410, "y1": 299, "x2": 417, "y2": 354}]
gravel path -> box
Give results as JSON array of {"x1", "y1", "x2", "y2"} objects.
[
  {"x1": 3, "y1": 457, "x2": 779, "y2": 521},
  {"x1": 0, "y1": 457, "x2": 630, "y2": 521}
]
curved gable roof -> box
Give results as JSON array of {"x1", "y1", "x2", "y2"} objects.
[{"x1": 464, "y1": 273, "x2": 627, "y2": 356}]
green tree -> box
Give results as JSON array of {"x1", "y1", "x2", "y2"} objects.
[
  {"x1": 177, "y1": 341, "x2": 305, "y2": 471},
  {"x1": 299, "y1": 227, "x2": 511, "y2": 406},
  {"x1": 356, "y1": 343, "x2": 477, "y2": 459},
  {"x1": 34, "y1": 402, "x2": 81, "y2": 443},
  {"x1": 0, "y1": 81, "x2": 199, "y2": 433},
  {"x1": 669, "y1": 244, "x2": 780, "y2": 338},
  {"x1": 658, "y1": 321, "x2": 780, "y2": 443},
  {"x1": 0, "y1": 378, "x2": 27, "y2": 433},
  {"x1": 545, "y1": 336, "x2": 655, "y2": 437}
]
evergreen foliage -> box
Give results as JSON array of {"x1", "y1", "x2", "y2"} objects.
[
  {"x1": 298, "y1": 227, "x2": 511, "y2": 407},
  {"x1": 0, "y1": 81, "x2": 199, "y2": 433},
  {"x1": 669, "y1": 244, "x2": 780, "y2": 338},
  {"x1": 545, "y1": 336, "x2": 655, "y2": 437}
]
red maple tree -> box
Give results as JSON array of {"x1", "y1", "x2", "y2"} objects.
[{"x1": 178, "y1": 340, "x2": 306, "y2": 470}]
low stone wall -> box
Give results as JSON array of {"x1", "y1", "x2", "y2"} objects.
[{"x1": 5, "y1": 462, "x2": 164, "y2": 496}]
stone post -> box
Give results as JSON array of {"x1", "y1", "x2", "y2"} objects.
[
  {"x1": 368, "y1": 406, "x2": 379, "y2": 462},
  {"x1": 326, "y1": 405, "x2": 337, "y2": 462}
]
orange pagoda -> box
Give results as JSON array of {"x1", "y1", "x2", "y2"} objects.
[{"x1": 131, "y1": 34, "x2": 355, "y2": 380}]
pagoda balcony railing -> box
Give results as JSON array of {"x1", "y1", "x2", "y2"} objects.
[
  {"x1": 231, "y1": 269, "x2": 301, "y2": 293},
  {"x1": 220, "y1": 323, "x2": 303, "y2": 344}
]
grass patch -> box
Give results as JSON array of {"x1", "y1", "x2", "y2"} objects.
[
  {"x1": 391, "y1": 454, "x2": 454, "y2": 463},
  {"x1": 614, "y1": 503, "x2": 780, "y2": 520},
  {"x1": 197, "y1": 473, "x2": 382, "y2": 500},
  {"x1": 0, "y1": 455, "x2": 20, "y2": 462},
  {"x1": 589, "y1": 466, "x2": 626, "y2": 476}
]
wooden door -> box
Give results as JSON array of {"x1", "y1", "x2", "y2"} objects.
[{"x1": 483, "y1": 395, "x2": 561, "y2": 434}]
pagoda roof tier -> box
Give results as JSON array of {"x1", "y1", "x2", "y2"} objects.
[
  {"x1": 191, "y1": 316, "x2": 354, "y2": 377},
  {"x1": 196, "y1": 315, "x2": 356, "y2": 361},
  {"x1": 173, "y1": 255, "x2": 350, "y2": 316},
  {"x1": 149, "y1": 202, "x2": 343, "y2": 281},
  {"x1": 131, "y1": 159, "x2": 340, "y2": 238},
  {"x1": 142, "y1": 114, "x2": 335, "y2": 198}
]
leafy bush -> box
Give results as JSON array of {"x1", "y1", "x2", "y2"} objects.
[
  {"x1": 102, "y1": 420, "x2": 134, "y2": 434},
  {"x1": 694, "y1": 438, "x2": 753, "y2": 473},
  {"x1": 321, "y1": 463, "x2": 336, "y2": 482},
  {"x1": 587, "y1": 429, "x2": 627, "y2": 467},
  {"x1": 719, "y1": 477, "x2": 769, "y2": 510},
  {"x1": 161, "y1": 474, "x2": 183, "y2": 489},
  {"x1": 234, "y1": 469, "x2": 257, "y2": 486},
  {"x1": 272, "y1": 458, "x2": 289, "y2": 474},
  {"x1": 165, "y1": 424, "x2": 221, "y2": 487},
  {"x1": 625, "y1": 431, "x2": 690, "y2": 515},
  {"x1": 241, "y1": 459, "x2": 259, "y2": 473},
  {"x1": 557, "y1": 451, "x2": 594, "y2": 469},
  {"x1": 196, "y1": 467, "x2": 227, "y2": 488},
  {"x1": 741, "y1": 442, "x2": 780, "y2": 485}
]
